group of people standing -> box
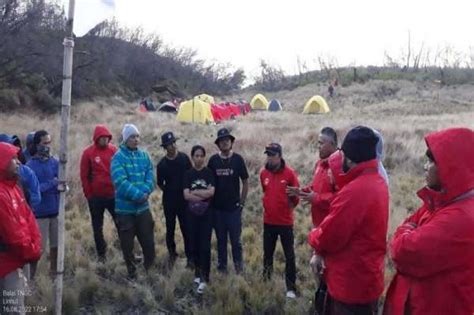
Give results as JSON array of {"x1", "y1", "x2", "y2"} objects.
[{"x1": 1, "y1": 121, "x2": 473, "y2": 315}]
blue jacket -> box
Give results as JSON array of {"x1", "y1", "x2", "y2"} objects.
[
  {"x1": 18, "y1": 164, "x2": 41, "y2": 208},
  {"x1": 26, "y1": 157, "x2": 59, "y2": 218},
  {"x1": 111, "y1": 144, "x2": 154, "y2": 215},
  {"x1": 23, "y1": 149, "x2": 33, "y2": 163}
]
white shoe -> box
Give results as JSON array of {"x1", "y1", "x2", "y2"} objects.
[
  {"x1": 193, "y1": 277, "x2": 201, "y2": 285},
  {"x1": 197, "y1": 282, "x2": 207, "y2": 294},
  {"x1": 286, "y1": 290, "x2": 296, "y2": 299}
]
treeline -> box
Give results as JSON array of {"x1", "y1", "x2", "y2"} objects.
[
  {"x1": 0, "y1": 0, "x2": 245, "y2": 112},
  {"x1": 252, "y1": 48, "x2": 474, "y2": 92}
]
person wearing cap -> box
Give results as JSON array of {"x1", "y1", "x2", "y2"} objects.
[
  {"x1": 383, "y1": 128, "x2": 474, "y2": 315},
  {"x1": 156, "y1": 131, "x2": 192, "y2": 266},
  {"x1": 23, "y1": 132, "x2": 36, "y2": 163},
  {"x1": 208, "y1": 128, "x2": 249, "y2": 274},
  {"x1": 111, "y1": 124, "x2": 155, "y2": 279},
  {"x1": 80, "y1": 125, "x2": 118, "y2": 262},
  {"x1": 26, "y1": 130, "x2": 60, "y2": 277},
  {"x1": 0, "y1": 134, "x2": 41, "y2": 209},
  {"x1": 260, "y1": 143, "x2": 300, "y2": 299},
  {"x1": 0, "y1": 143, "x2": 41, "y2": 314},
  {"x1": 308, "y1": 126, "x2": 389, "y2": 314}
]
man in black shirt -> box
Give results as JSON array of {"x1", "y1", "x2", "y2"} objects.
[
  {"x1": 156, "y1": 131, "x2": 192, "y2": 265},
  {"x1": 208, "y1": 128, "x2": 249, "y2": 273}
]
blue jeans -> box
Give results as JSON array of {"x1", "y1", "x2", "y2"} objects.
[{"x1": 213, "y1": 206, "x2": 243, "y2": 273}]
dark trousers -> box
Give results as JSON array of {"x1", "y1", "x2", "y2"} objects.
[
  {"x1": 88, "y1": 197, "x2": 118, "y2": 258},
  {"x1": 187, "y1": 209, "x2": 212, "y2": 282},
  {"x1": 214, "y1": 206, "x2": 243, "y2": 273},
  {"x1": 163, "y1": 203, "x2": 191, "y2": 261},
  {"x1": 116, "y1": 210, "x2": 156, "y2": 277},
  {"x1": 326, "y1": 295, "x2": 378, "y2": 315},
  {"x1": 263, "y1": 224, "x2": 296, "y2": 292}
]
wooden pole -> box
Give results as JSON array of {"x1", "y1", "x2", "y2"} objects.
[{"x1": 55, "y1": 0, "x2": 75, "y2": 314}]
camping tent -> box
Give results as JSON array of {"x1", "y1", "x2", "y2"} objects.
[
  {"x1": 303, "y1": 95, "x2": 330, "y2": 114},
  {"x1": 139, "y1": 98, "x2": 156, "y2": 112},
  {"x1": 177, "y1": 98, "x2": 215, "y2": 124},
  {"x1": 158, "y1": 101, "x2": 177, "y2": 113},
  {"x1": 250, "y1": 94, "x2": 269, "y2": 110},
  {"x1": 268, "y1": 99, "x2": 282, "y2": 112},
  {"x1": 237, "y1": 100, "x2": 251, "y2": 114},
  {"x1": 211, "y1": 104, "x2": 232, "y2": 122},
  {"x1": 195, "y1": 94, "x2": 215, "y2": 104}
]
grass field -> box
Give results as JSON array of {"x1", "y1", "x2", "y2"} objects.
[{"x1": 2, "y1": 80, "x2": 474, "y2": 314}]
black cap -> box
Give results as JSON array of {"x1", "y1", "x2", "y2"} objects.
[
  {"x1": 264, "y1": 143, "x2": 282, "y2": 156},
  {"x1": 341, "y1": 126, "x2": 378, "y2": 163},
  {"x1": 160, "y1": 131, "x2": 178, "y2": 147},
  {"x1": 214, "y1": 128, "x2": 235, "y2": 145}
]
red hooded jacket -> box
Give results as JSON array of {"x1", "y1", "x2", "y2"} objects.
[
  {"x1": 260, "y1": 160, "x2": 300, "y2": 226},
  {"x1": 80, "y1": 125, "x2": 118, "y2": 199},
  {"x1": 0, "y1": 143, "x2": 41, "y2": 277},
  {"x1": 384, "y1": 128, "x2": 474, "y2": 315},
  {"x1": 308, "y1": 159, "x2": 389, "y2": 304},
  {"x1": 303, "y1": 152, "x2": 340, "y2": 227}
]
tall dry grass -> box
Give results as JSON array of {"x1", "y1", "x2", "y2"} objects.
[{"x1": 0, "y1": 81, "x2": 473, "y2": 314}]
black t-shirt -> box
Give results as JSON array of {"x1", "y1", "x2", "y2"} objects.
[
  {"x1": 207, "y1": 153, "x2": 249, "y2": 210},
  {"x1": 184, "y1": 167, "x2": 215, "y2": 193},
  {"x1": 156, "y1": 151, "x2": 192, "y2": 207}
]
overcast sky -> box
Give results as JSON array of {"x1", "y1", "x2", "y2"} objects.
[{"x1": 66, "y1": 0, "x2": 474, "y2": 78}]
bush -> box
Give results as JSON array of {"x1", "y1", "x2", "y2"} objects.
[
  {"x1": 35, "y1": 89, "x2": 61, "y2": 112},
  {"x1": 0, "y1": 89, "x2": 21, "y2": 111}
]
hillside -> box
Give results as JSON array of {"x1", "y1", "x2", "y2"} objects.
[
  {"x1": 2, "y1": 80, "x2": 473, "y2": 313},
  {"x1": 0, "y1": 0, "x2": 245, "y2": 112}
]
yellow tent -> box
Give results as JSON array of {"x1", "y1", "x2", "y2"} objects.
[
  {"x1": 177, "y1": 98, "x2": 215, "y2": 124},
  {"x1": 303, "y1": 95, "x2": 330, "y2": 114},
  {"x1": 250, "y1": 94, "x2": 269, "y2": 110},
  {"x1": 195, "y1": 94, "x2": 215, "y2": 104}
]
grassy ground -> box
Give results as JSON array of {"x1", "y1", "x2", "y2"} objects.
[{"x1": 1, "y1": 81, "x2": 474, "y2": 314}]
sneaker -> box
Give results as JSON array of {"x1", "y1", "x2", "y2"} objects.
[
  {"x1": 197, "y1": 282, "x2": 207, "y2": 294},
  {"x1": 193, "y1": 277, "x2": 201, "y2": 285},
  {"x1": 286, "y1": 290, "x2": 296, "y2": 299}
]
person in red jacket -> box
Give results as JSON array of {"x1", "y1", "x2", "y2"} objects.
[
  {"x1": 80, "y1": 125, "x2": 118, "y2": 262},
  {"x1": 0, "y1": 143, "x2": 41, "y2": 313},
  {"x1": 308, "y1": 126, "x2": 389, "y2": 315},
  {"x1": 383, "y1": 127, "x2": 474, "y2": 315},
  {"x1": 288, "y1": 127, "x2": 339, "y2": 227},
  {"x1": 260, "y1": 143, "x2": 300, "y2": 299}
]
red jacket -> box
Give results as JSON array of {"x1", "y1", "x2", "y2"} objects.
[
  {"x1": 260, "y1": 161, "x2": 300, "y2": 226},
  {"x1": 308, "y1": 159, "x2": 389, "y2": 304},
  {"x1": 303, "y1": 151, "x2": 340, "y2": 227},
  {"x1": 80, "y1": 125, "x2": 117, "y2": 199},
  {"x1": 0, "y1": 143, "x2": 41, "y2": 277},
  {"x1": 384, "y1": 128, "x2": 474, "y2": 315}
]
